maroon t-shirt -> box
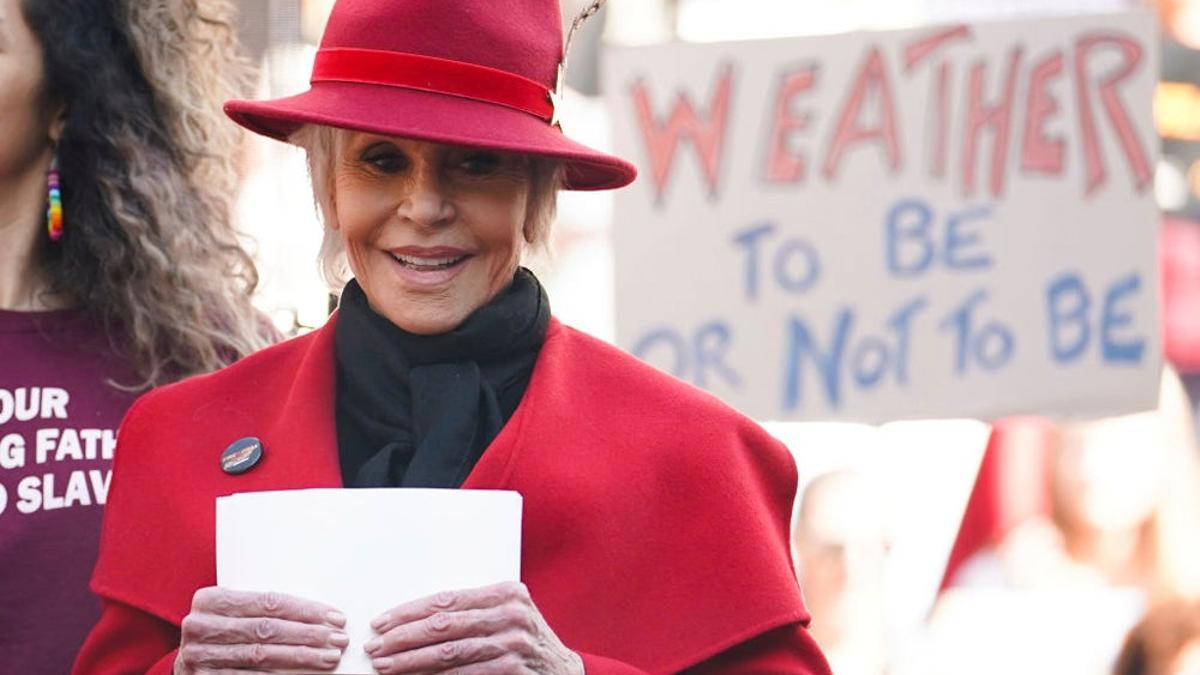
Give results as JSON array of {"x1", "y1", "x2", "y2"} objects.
[{"x1": 0, "y1": 309, "x2": 141, "y2": 673}]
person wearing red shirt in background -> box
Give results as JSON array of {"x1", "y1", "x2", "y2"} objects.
[{"x1": 0, "y1": 0, "x2": 274, "y2": 671}]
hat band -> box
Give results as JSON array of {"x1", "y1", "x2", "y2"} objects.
[{"x1": 311, "y1": 48, "x2": 554, "y2": 123}]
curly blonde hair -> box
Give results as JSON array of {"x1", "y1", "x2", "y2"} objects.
[{"x1": 23, "y1": 0, "x2": 275, "y2": 388}]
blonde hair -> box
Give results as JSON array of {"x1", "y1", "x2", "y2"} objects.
[{"x1": 288, "y1": 124, "x2": 564, "y2": 290}]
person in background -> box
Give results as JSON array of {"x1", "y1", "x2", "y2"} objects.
[
  {"x1": 917, "y1": 367, "x2": 1200, "y2": 675},
  {"x1": 793, "y1": 469, "x2": 891, "y2": 675},
  {"x1": 1113, "y1": 598, "x2": 1200, "y2": 675},
  {"x1": 955, "y1": 368, "x2": 1200, "y2": 597},
  {"x1": 0, "y1": 0, "x2": 274, "y2": 671},
  {"x1": 72, "y1": 0, "x2": 832, "y2": 673}
]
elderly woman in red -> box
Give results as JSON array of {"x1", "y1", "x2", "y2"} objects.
[{"x1": 73, "y1": 1, "x2": 831, "y2": 673}]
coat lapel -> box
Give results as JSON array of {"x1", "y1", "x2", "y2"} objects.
[
  {"x1": 257, "y1": 314, "x2": 344, "y2": 488},
  {"x1": 459, "y1": 319, "x2": 562, "y2": 490},
  {"x1": 244, "y1": 314, "x2": 564, "y2": 492}
]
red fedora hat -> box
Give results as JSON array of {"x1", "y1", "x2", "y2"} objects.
[{"x1": 225, "y1": 0, "x2": 636, "y2": 191}]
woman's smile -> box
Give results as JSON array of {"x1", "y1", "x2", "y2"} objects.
[{"x1": 385, "y1": 245, "x2": 473, "y2": 287}]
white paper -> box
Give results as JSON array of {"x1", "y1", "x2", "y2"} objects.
[{"x1": 216, "y1": 488, "x2": 522, "y2": 674}]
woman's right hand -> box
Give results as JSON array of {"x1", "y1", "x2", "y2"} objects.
[{"x1": 174, "y1": 586, "x2": 349, "y2": 674}]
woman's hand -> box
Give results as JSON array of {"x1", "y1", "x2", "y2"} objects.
[
  {"x1": 365, "y1": 581, "x2": 583, "y2": 674},
  {"x1": 174, "y1": 586, "x2": 349, "y2": 674}
]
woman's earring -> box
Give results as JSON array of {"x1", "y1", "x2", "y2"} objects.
[{"x1": 46, "y1": 155, "x2": 63, "y2": 242}]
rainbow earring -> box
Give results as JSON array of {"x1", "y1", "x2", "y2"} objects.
[{"x1": 46, "y1": 156, "x2": 63, "y2": 242}]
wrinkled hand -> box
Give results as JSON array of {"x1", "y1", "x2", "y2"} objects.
[
  {"x1": 365, "y1": 581, "x2": 584, "y2": 674},
  {"x1": 174, "y1": 587, "x2": 349, "y2": 674}
]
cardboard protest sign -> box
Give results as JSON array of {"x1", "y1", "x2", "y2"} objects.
[{"x1": 605, "y1": 12, "x2": 1161, "y2": 423}]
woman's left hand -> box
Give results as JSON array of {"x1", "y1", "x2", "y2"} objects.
[{"x1": 364, "y1": 581, "x2": 583, "y2": 674}]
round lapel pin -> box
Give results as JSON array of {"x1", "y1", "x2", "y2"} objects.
[{"x1": 221, "y1": 437, "x2": 264, "y2": 475}]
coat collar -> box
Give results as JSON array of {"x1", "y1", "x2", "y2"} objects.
[
  {"x1": 257, "y1": 311, "x2": 562, "y2": 490},
  {"x1": 256, "y1": 312, "x2": 343, "y2": 488}
]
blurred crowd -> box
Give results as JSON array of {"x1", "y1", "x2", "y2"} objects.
[{"x1": 790, "y1": 366, "x2": 1200, "y2": 675}]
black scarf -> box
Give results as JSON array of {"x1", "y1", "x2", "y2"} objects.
[{"x1": 334, "y1": 268, "x2": 550, "y2": 488}]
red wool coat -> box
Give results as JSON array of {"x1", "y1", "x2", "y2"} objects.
[{"x1": 73, "y1": 317, "x2": 831, "y2": 674}]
